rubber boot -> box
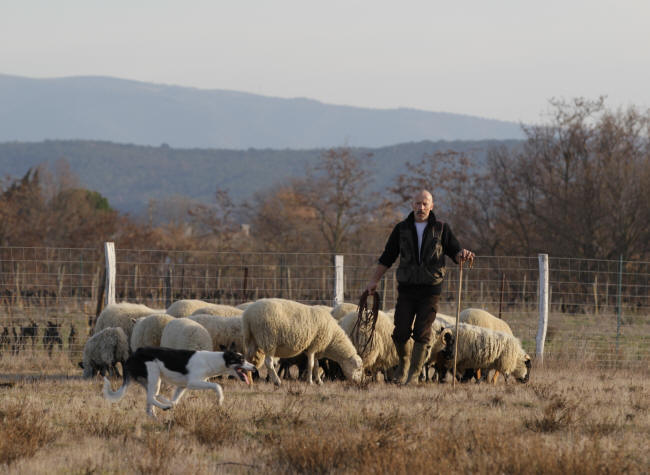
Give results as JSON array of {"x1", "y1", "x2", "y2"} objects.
[
  {"x1": 405, "y1": 342, "x2": 430, "y2": 385},
  {"x1": 391, "y1": 340, "x2": 411, "y2": 384}
]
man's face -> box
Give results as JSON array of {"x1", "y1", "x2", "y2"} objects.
[{"x1": 412, "y1": 192, "x2": 434, "y2": 222}]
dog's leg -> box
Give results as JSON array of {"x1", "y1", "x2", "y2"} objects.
[
  {"x1": 186, "y1": 380, "x2": 224, "y2": 405},
  {"x1": 265, "y1": 355, "x2": 281, "y2": 386},
  {"x1": 144, "y1": 362, "x2": 172, "y2": 411},
  {"x1": 169, "y1": 386, "x2": 187, "y2": 405}
]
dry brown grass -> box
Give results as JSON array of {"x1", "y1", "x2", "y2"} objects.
[{"x1": 0, "y1": 363, "x2": 648, "y2": 474}]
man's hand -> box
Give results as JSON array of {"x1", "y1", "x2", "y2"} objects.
[
  {"x1": 366, "y1": 280, "x2": 379, "y2": 295},
  {"x1": 456, "y1": 249, "x2": 475, "y2": 267}
]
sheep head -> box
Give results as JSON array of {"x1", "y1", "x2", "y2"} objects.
[
  {"x1": 340, "y1": 354, "x2": 363, "y2": 383},
  {"x1": 513, "y1": 354, "x2": 531, "y2": 383}
]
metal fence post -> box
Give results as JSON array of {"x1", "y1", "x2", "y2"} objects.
[
  {"x1": 536, "y1": 253, "x2": 549, "y2": 364},
  {"x1": 104, "y1": 242, "x2": 116, "y2": 306},
  {"x1": 334, "y1": 255, "x2": 344, "y2": 306}
]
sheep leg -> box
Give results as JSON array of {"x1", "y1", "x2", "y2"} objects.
[
  {"x1": 491, "y1": 370, "x2": 500, "y2": 385},
  {"x1": 265, "y1": 355, "x2": 282, "y2": 386},
  {"x1": 186, "y1": 380, "x2": 224, "y2": 405},
  {"x1": 305, "y1": 352, "x2": 315, "y2": 385},
  {"x1": 310, "y1": 355, "x2": 323, "y2": 385}
]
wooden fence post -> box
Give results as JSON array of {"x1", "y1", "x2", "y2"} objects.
[{"x1": 536, "y1": 254, "x2": 549, "y2": 364}]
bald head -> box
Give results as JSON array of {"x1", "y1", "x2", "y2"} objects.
[{"x1": 412, "y1": 190, "x2": 434, "y2": 222}]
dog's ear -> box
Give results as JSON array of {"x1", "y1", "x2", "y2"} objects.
[{"x1": 229, "y1": 341, "x2": 236, "y2": 352}]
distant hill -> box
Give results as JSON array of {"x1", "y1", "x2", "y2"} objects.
[
  {"x1": 0, "y1": 139, "x2": 520, "y2": 214},
  {"x1": 0, "y1": 74, "x2": 524, "y2": 149}
]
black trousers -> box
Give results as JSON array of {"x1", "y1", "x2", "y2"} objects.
[{"x1": 392, "y1": 293, "x2": 440, "y2": 345}]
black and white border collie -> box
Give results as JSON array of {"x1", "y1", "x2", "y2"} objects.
[{"x1": 103, "y1": 347, "x2": 256, "y2": 417}]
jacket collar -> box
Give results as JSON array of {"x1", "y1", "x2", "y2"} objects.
[{"x1": 405, "y1": 211, "x2": 437, "y2": 226}]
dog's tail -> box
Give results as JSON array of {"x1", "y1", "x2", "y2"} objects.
[{"x1": 103, "y1": 373, "x2": 130, "y2": 402}]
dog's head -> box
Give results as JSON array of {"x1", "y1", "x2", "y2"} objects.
[{"x1": 223, "y1": 350, "x2": 257, "y2": 385}]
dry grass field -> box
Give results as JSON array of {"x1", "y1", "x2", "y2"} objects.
[{"x1": 0, "y1": 355, "x2": 648, "y2": 474}]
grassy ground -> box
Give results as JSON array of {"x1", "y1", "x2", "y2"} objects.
[{"x1": 1, "y1": 359, "x2": 648, "y2": 474}]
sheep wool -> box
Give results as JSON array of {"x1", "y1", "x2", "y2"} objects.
[
  {"x1": 331, "y1": 302, "x2": 358, "y2": 321},
  {"x1": 166, "y1": 299, "x2": 212, "y2": 318},
  {"x1": 189, "y1": 304, "x2": 243, "y2": 317},
  {"x1": 460, "y1": 308, "x2": 513, "y2": 335},
  {"x1": 242, "y1": 298, "x2": 363, "y2": 385},
  {"x1": 438, "y1": 323, "x2": 530, "y2": 382},
  {"x1": 339, "y1": 310, "x2": 412, "y2": 377},
  {"x1": 160, "y1": 318, "x2": 212, "y2": 351},
  {"x1": 94, "y1": 302, "x2": 164, "y2": 341},
  {"x1": 188, "y1": 314, "x2": 244, "y2": 353},
  {"x1": 130, "y1": 313, "x2": 175, "y2": 352},
  {"x1": 81, "y1": 327, "x2": 130, "y2": 379}
]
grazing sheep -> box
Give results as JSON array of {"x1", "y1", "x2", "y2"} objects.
[
  {"x1": 188, "y1": 314, "x2": 244, "y2": 353},
  {"x1": 43, "y1": 321, "x2": 63, "y2": 356},
  {"x1": 68, "y1": 324, "x2": 77, "y2": 353},
  {"x1": 242, "y1": 298, "x2": 363, "y2": 385},
  {"x1": 166, "y1": 299, "x2": 211, "y2": 318},
  {"x1": 331, "y1": 302, "x2": 358, "y2": 321},
  {"x1": 339, "y1": 310, "x2": 412, "y2": 381},
  {"x1": 189, "y1": 304, "x2": 243, "y2": 317},
  {"x1": 80, "y1": 327, "x2": 130, "y2": 379},
  {"x1": 160, "y1": 318, "x2": 212, "y2": 351},
  {"x1": 458, "y1": 308, "x2": 514, "y2": 383},
  {"x1": 433, "y1": 323, "x2": 531, "y2": 384},
  {"x1": 20, "y1": 320, "x2": 38, "y2": 350},
  {"x1": 94, "y1": 302, "x2": 163, "y2": 342},
  {"x1": 130, "y1": 313, "x2": 175, "y2": 352}
]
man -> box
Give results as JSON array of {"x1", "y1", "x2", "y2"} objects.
[{"x1": 365, "y1": 190, "x2": 474, "y2": 385}]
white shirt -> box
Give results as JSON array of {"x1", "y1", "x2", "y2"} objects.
[{"x1": 415, "y1": 221, "x2": 427, "y2": 261}]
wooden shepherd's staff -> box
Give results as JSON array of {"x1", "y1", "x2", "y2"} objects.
[{"x1": 452, "y1": 257, "x2": 473, "y2": 387}]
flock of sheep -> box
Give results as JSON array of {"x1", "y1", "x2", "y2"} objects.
[{"x1": 81, "y1": 298, "x2": 531, "y2": 385}]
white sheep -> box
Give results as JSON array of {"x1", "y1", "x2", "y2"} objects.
[
  {"x1": 339, "y1": 310, "x2": 412, "y2": 381},
  {"x1": 242, "y1": 298, "x2": 363, "y2": 385},
  {"x1": 80, "y1": 327, "x2": 130, "y2": 379},
  {"x1": 460, "y1": 308, "x2": 513, "y2": 335},
  {"x1": 94, "y1": 302, "x2": 163, "y2": 341},
  {"x1": 331, "y1": 302, "x2": 358, "y2": 321},
  {"x1": 130, "y1": 313, "x2": 175, "y2": 352},
  {"x1": 166, "y1": 299, "x2": 211, "y2": 317},
  {"x1": 190, "y1": 304, "x2": 243, "y2": 317},
  {"x1": 434, "y1": 323, "x2": 531, "y2": 384},
  {"x1": 188, "y1": 314, "x2": 245, "y2": 353},
  {"x1": 160, "y1": 318, "x2": 212, "y2": 351}
]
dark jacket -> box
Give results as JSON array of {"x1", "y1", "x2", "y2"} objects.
[{"x1": 378, "y1": 211, "x2": 461, "y2": 295}]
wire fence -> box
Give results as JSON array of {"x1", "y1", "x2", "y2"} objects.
[{"x1": 0, "y1": 246, "x2": 648, "y2": 370}]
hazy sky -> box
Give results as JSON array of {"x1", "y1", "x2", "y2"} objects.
[{"x1": 2, "y1": 0, "x2": 648, "y2": 123}]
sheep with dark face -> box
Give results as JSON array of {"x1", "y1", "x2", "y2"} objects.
[
  {"x1": 432, "y1": 323, "x2": 531, "y2": 384},
  {"x1": 80, "y1": 327, "x2": 130, "y2": 379},
  {"x1": 43, "y1": 321, "x2": 63, "y2": 356}
]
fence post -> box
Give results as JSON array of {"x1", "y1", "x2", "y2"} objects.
[
  {"x1": 536, "y1": 253, "x2": 549, "y2": 364},
  {"x1": 334, "y1": 255, "x2": 344, "y2": 306},
  {"x1": 616, "y1": 255, "x2": 623, "y2": 352},
  {"x1": 104, "y1": 242, "x2": 116, "y2": 306}
]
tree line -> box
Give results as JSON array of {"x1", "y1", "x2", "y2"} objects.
[{"x1": 1, "y1": 98, "x2": 648, "y2": 260}]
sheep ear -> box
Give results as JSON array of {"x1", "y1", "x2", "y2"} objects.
[
  {"x1": 131, "y1": 318, "x2": 137, "y2": 324},
  {"x1": 443, "y1": 329, "x2": 453, "y2": 345}
]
